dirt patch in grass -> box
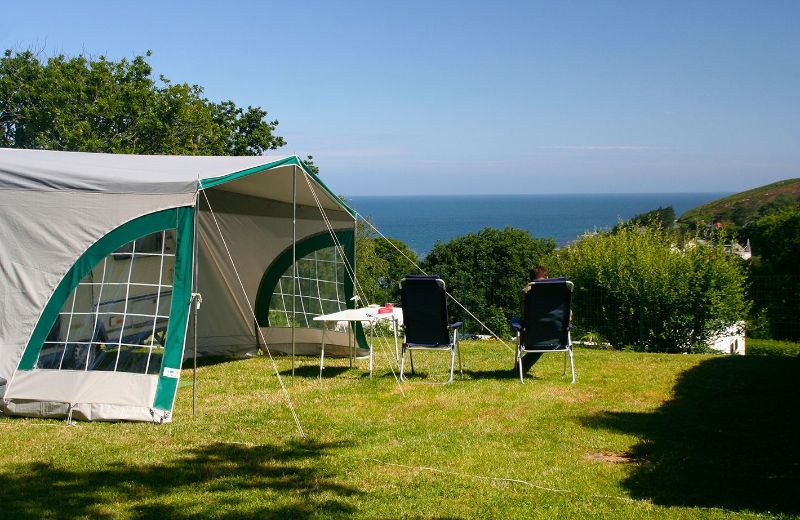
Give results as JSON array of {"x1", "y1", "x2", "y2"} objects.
[{"x1": 583, "y1": 452, "x2": 637, "y2": 464}]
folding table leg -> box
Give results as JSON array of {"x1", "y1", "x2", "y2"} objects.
[
  {"x1": 393, "y1": 317, "x2": 399, "y2": 362},
  {"x1": 319, "y1": 338, "x2": 325, "y2": 380},
  {"x1": 369, "y1": 320, "x2": 374, "y2": 379}
]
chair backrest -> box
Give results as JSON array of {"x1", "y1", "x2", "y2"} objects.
[
  {"x1": 399, "y1": 275, "x2": 450, "y2": 346},
  {"x1": 522, "y1": 278, "x2": 573, "y2": 350}
]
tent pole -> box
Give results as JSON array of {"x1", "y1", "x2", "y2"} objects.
[
  {"x1": 291, "y1": 165, "x2": 297, "y2": 384},
  {"x1": 352, "y1": 218, "x2": 357, "y2": 367},
  {"x1": 192, "y1": 196, "x2": 200, "y2": 417}
]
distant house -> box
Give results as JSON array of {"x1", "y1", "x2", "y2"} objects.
[
  {"x1": 725, "y1": 239, "x2": 752, "y2": 260},
  {"x1": 707, "y1": 322, "x2": 746, "y2": 355},
  {"x1": 685, "y1": 238, "x2": 752, "y2": 260}
]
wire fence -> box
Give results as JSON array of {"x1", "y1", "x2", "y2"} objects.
[{"x1": 746, "y1": 274, "x2": 800, "y2": 341}]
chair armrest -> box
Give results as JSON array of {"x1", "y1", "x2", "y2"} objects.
[
  {"x1": 449, "y1": 321, "x2": 464, "y2": 330},
  {"x1": 510, "y1": 317, "x2": 523, "y2": 332}
]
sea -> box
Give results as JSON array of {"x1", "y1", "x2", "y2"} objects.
[{"x1": 347, "y1": 193, "x2": 728, "y2": 257}]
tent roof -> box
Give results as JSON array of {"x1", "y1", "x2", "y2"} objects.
[{"x1": 0, "y1": 148, "x2": 353, "y2": 216}]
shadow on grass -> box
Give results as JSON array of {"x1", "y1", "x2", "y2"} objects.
[
  {"x1": 462, "y1": 369, "x2": 525, "y2": 380},
  {"x1": 278, "y1": 364, "x2": 352, "y2": 378},
  {"x1": 582, "y1": 355, "x2": 800, "y2": 514},
  {"x1": 181, "y1": 355, "x2": 254, "y2": 369},
  {"x1": 0, "y1": 440, "x2": 361, "y2": 519}
]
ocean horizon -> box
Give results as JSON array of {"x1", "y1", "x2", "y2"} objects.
[{"x1": 347, "y1": 192, "x2": 728, "y2": 257}]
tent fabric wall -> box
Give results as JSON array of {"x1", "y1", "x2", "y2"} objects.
[
  {"x1": 3, "y1": 206, "x2": 195, "y2": 422},
  {"x1": 0, "y1": 148, "x2": 357, "y2": 422}
]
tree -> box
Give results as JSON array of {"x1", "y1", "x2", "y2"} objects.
[
  {"x1": 421, "y1": 227, "x2": 556, "y2": 336},
  {"x1": 0, "y1": 50, "x2": 284, "y2": 155},
  {"x1": 746, "y1": 204, "x2": 800, "y2": 340},
  {"x1": 544, "y1": 227, "x2": 750, "y2": 352},
  {"x1": 614, "y1": 206, "x2": 676, "y2": 232},
  {"x1": 354, "y1": 220, "x2": 419, "y2": 306}
]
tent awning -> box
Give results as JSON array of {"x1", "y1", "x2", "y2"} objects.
[{"x1": 0, "y1": 148, "x2": 353, "y2": 215}]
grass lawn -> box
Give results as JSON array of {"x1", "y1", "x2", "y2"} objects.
[{"x1": 1, "y1": 341, "x2": 798, "y2": 519}]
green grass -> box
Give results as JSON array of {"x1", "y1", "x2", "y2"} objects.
[
  {"x1": 1, "y1": 342, "x2": 798, "y2": 519},
  {"x1": 747, "y1": 338, "x2": 800, "y2": 357}
]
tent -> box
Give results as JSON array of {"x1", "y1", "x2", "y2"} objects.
[{"x1": 0, "y1": 148, "x2": 367, "y2": 422}]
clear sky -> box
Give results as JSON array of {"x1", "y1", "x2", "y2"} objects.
[{"x1": 2, "y1": 1, "x2": 798, "y2": 195}]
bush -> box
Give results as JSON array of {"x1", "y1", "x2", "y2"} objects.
[
  {"x1": 545, "y1": 227, "x2": 750, "y2": 353},
  {"x1": 745, "y1": 204, "x2": 800, "y2": 341},
  {"x1": 421, "y1": 227, "x2": 556, "y2": 335},
  {"x1": 355, "y1": 220, "x2": 419, "y2": 306},
  {"x1": 746, "y1": 339, "x2": 800, "y2": 357}
]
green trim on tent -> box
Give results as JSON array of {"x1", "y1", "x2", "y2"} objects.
[
  {"x1": 152, "y1": 206, "x2": 194, "y2": 412},
  {"x1": 198, "y1": 155, "x2": 357, "y2": 218},
  {"x1": 253, "y1": 230, "x2": 368, "y2": 350},
  {"x1": 17, "y1": 208, "x2": 191, "y2": 372},
  {"x1": 199, "y1": 156, "x2": 298, "y2": 189}
]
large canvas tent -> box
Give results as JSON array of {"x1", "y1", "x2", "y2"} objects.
[{"x1": 0, "y1": 148, "x2": 366, "y2": 422}]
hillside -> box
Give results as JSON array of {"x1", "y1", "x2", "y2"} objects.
[{"x1": 679, "y1": 178, "x2": 800, "y2": 228}]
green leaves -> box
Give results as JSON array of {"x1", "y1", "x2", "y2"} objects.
[
  {"x1": 421, "y1": 227, "x2": 556, "y2": 336},
  {"x1": 0, "y1": 50, "x2": 284, "y2": 155},
  {"x1": 547, "y1": 227, "x2": 750, "y2": 352},
  {"x1": 355, "y1": 221, "x2": 419, "y2": 306}
]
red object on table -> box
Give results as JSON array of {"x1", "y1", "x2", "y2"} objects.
[{"x1": 377, "y1": 303, "x2": 394, "y2": 314}]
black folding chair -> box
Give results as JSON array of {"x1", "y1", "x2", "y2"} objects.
[
  {"x1": 399, "y1": 275, "x2": 463, "y2": 384},
  {"x1": 510, "y1": 278, "x2": 575, "y2": 384}
]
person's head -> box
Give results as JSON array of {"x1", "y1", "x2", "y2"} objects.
[{"x1": 530, "y1": 265, "x2": 549, "y2": 281}]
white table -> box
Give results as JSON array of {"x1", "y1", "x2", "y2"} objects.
[{"x1": 313, "y1": 306, "x2": 402, "y2": 379}]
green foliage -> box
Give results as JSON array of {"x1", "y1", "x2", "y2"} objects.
[
  {"x1": 421, "y1": 227, "x2": 556, "y2": 336},
  {"x1": 745, "y1": 204, "x2": 800, "y2": 340},
  {"x1": 0, "y1": 50, "x2": 285, "y2": 155},
  {"x1": 749, "y1": 204, "x2": 800, "y2": 275},
  {"x1": 355, "y1": 220, "x2": 419, "y2": 306},
  {"x1": 302, "y1": 155, "x2": 320, "y2": 174},
  {"x1": 746, "y1": 338, "x2": 800, "y2": 357},
  {"x1": 614, "y1": 206, "x2": 676, "y2": 232},
  {"x1": 545, "y1": 227, "x2": 750, "y2": 352}
]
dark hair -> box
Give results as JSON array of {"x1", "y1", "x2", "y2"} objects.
[{"x1": 530, "y1": 265, "x2": 549, "y2": 281}]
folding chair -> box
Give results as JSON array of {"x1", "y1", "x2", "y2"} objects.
[
  {"x1": 399, "y1": 275, "x2": 463, "y2": 384},
  {"x1": 510, "y1": 278, "x2": 575, "y2": 384}
]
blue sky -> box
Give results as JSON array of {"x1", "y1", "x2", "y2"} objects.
[{"x1": 2, "y1": 1, "x2": 798, "y2": 195}]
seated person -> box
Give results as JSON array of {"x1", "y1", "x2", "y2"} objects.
[{"x1": 514, "y1": 265, "x2": 549, "y2": 372}]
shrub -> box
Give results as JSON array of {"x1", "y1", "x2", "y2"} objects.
[
  {"x1": 746, "y1": 339, "x2": 800, "y2": 357},
  {"x1": 545, "y1": 227, "x2": 750, "y2": 353},
  {"x1": 421, "y1": 227, "x2": 556, "y2": 335},
  {"x1": 355, "y1": 220, "x2": 419, "y2": 306}
]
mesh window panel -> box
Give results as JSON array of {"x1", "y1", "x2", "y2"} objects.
[
  {"x1": 35, "y1": 230, "x2": 176, "y2": 374},
  {"x1": 268, "y1": 246, "x2": 347, "y2": 328}
]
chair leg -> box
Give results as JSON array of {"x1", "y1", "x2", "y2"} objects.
[
  {"x1": 456, "y1": 342, "x2": 463, "y2": 376},
  {"x1": 569, "y1": 347, "x2": 576, "y2": 384},
  {"x1": 518, "y1": 348, "x2": 525, "y2": 384},
  {"x1": 409, "y1": 350, "x2": 415, "y2": 375},
  {"x1": 448, "y1": 347, "x2": 455, "y2": 384},
  {"x1": 563, "y1": 350, "x2": 567, "y2": 376},
  {"x1": 399, "y1": 346, "x2": 406, "y2": 382}
]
